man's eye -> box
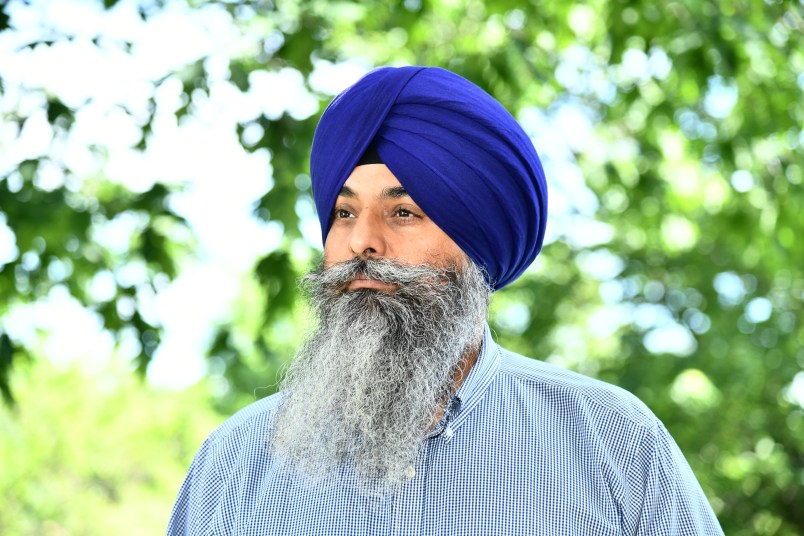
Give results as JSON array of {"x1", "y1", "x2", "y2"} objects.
[
  {"x1": 334, "y1": 209, "x2": 352, "y2": 219},
  {"x1": 396, "y1": 208, "x2": 413, "y2": 218}
]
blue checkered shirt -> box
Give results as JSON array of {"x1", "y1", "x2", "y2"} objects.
[{"x1": 168, "y1": 327, "x2": 723, "y2": 535}]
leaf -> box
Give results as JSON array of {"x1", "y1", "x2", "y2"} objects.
[
  {"x1": 45, "y1": 97, "x2": 74, "y2": 128},
  {"x1": 0, "y1": 332, "x2": 16, "y2": 405},
  {"x1": 0, "y1": 5, "x2": 9, "y2": 32},
  {"x1": 254, "y1": 250, "x2": 297, "y2": 325}
]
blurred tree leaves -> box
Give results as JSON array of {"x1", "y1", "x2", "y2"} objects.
[
  {"x1": 0, "y1": 360, "x2": 221, "y2": 535},
  {"x1": 0, "y1": 0, "x2": 802, "y2": 533}
]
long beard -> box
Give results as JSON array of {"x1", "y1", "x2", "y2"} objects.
[{"x1": 268, "y1": 256, "x2": 490, "y2": 495}]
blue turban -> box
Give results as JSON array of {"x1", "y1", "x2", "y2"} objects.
[{"x1": 310, "y1": 66, "x2": 547, "y2": 290}]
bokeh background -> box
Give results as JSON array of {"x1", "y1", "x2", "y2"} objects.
[{"x1": 1, "y1": 0, "x2": 802, "y2": 534}]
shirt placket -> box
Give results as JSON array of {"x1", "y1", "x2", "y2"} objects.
[{"x1": 389, "y1": 440, "x2": 430, "y2": 536}]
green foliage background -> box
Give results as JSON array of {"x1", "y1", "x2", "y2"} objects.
[
  {"x1": 1, "y1": 0, "x2": 802, "y2": 534},
  {"x1": 0, "y1": 362, "x2": 218, "y2": 534}
]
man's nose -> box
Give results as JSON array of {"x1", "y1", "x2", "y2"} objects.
[{"x1": 348, "y1": 213, "x2": 387, "y2": 259}]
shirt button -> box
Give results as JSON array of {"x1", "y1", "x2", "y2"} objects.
[
  {"x1": 445, "y1": 427, "x2": 454, "y2": 438},
  {"x1": 404, "y1": 466, "x2": 416, "y2": 479}
]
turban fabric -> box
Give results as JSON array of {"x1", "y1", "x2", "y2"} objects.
[{"x1": 310, "y1": 66, "x2": 547, "y2": 290}]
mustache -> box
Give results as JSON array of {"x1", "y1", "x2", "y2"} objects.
[{"x1": 303, "y1": 257, "x2": 463, "y2": 292}]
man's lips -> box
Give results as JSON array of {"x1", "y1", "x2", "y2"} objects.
[{"x1": 346, "y1": 275, "x2": 398, "y2": 292}]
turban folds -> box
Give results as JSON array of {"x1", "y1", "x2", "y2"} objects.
[{"x1": 310, "y1": 66, "x2": 547, "y2": 290}]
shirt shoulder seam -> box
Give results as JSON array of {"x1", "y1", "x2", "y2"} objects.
[{"x1": 203, "y1": 395, "x2": 280, "y2": 477}]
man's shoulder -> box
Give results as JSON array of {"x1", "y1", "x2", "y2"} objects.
[
  {"x1": 205, "y1": 392, "x2": 282, "y2": 449},
  {"x1": 495, "y1": 346, "x2": 656, "y2": 429}
]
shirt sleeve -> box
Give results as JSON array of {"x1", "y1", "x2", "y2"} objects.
[
  {"x1": 626, "y1": 421, "x2": 724, "y2": 536},
  {"x1": 166, "y1": 437, "x2": 225, "y2": 535}
]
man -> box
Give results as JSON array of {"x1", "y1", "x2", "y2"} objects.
[{"x1": 168, "y1": 66, "x2": 723, "y2": 535}]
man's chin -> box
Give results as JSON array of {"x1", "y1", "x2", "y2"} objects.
[{"x1": 345, "y1": 288, "x2": 395, "y2": 311}]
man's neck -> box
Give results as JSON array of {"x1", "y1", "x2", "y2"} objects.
[{"x1": 452, "y1": 342, "x2": 481, "y2": 393}]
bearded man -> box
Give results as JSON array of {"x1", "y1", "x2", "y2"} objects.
[{"x1": 168, "y1": 67, "x2": 723, "y2": 535}]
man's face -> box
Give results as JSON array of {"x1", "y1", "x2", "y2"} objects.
[
  {"x1": 323, "y1": 164, "x2": 465, "y2": 286},
  {"x1": 268, "y1": 166, "x2": 490, "y2": 494}
]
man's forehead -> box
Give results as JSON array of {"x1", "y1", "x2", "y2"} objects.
[{"x1": 336, "y1": 164, "x2": 415, "y2": 201}]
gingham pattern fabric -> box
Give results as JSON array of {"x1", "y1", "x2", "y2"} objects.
[{"x1": 168, "y1": 327, "x2": 723, "y2": 535}]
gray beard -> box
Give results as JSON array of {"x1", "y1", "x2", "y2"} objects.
[{"x1": 268, "y1": 256, "x2": 490, "y2": 495}]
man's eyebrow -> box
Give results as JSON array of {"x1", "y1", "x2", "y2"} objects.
[
  {"x1": 336, "y1": 185, "x2": 410, "y2": 199},
  {"x1": 380, "y1": 186, "x2": 409, "y2": 199},
  {"x1": 337, "y1": 185, "x2": 357, "y2": 198}
]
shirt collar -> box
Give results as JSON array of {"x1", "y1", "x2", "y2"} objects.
[{"x1": 453, "y1": 323, "x2": 500, "y2": 410}]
